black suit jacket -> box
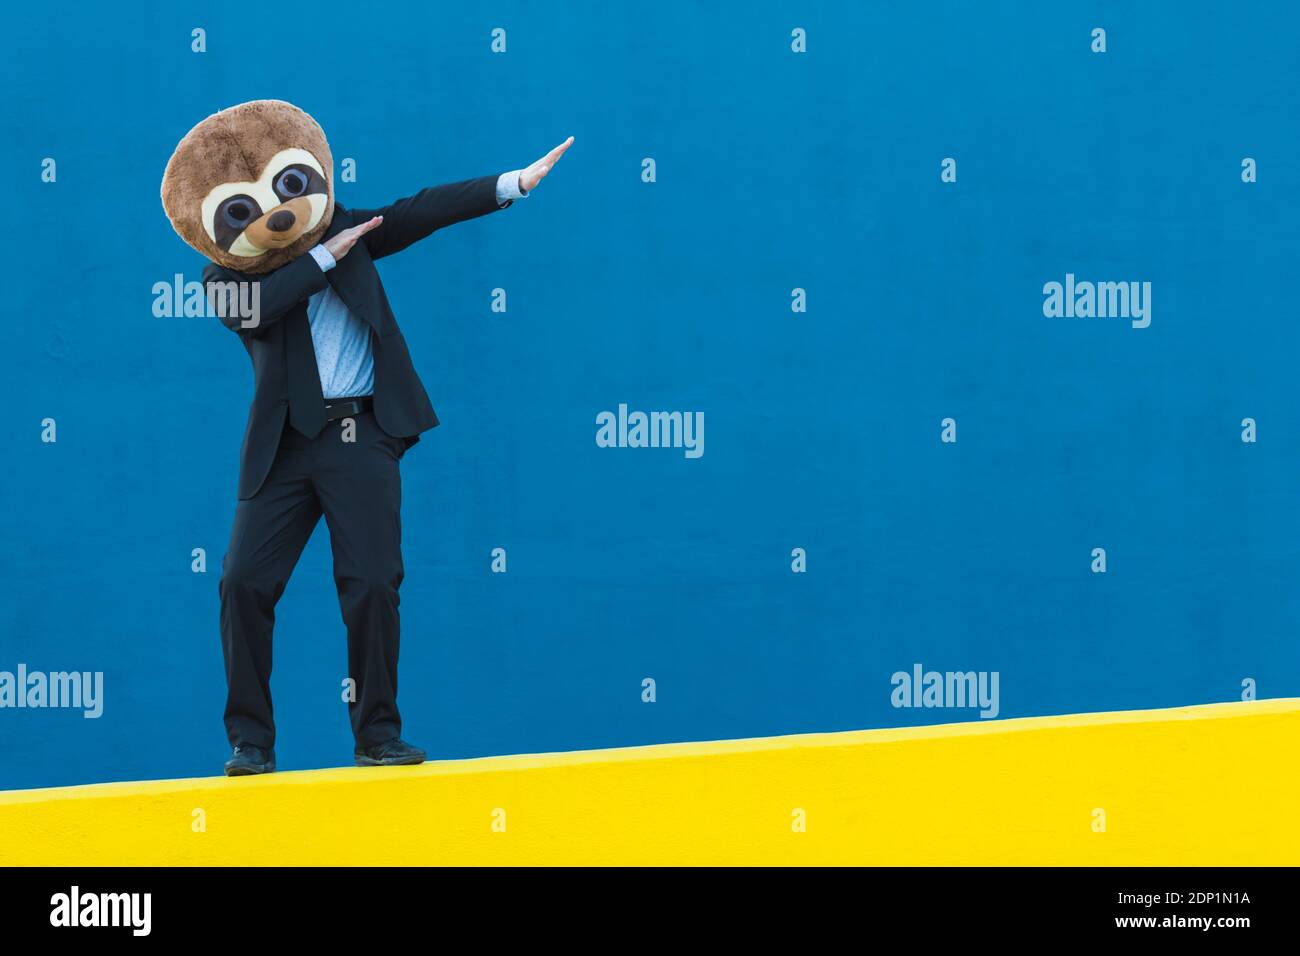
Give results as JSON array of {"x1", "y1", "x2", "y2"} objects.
[{"x1": 204, "y1": 174, "x2": 509, "y2": 499}]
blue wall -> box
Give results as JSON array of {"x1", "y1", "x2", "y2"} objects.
[{"x1": 2, "y1": 1, "x2": 1298, "y2": 790}]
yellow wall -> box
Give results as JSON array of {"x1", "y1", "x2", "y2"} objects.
[{"x1": 2, "y1": 699, "x2": 1296, "y2": 866}]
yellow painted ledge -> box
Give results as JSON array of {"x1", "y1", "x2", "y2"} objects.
[{"x1": 2, "y1": 699, "x2": 1297, "y2": 866}]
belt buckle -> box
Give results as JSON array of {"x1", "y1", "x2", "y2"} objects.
[{"x1": 326, "y1": 399, "x2": 357, "y2": 421}]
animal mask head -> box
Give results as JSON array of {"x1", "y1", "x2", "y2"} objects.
[{"x1": 161, "y1": 100, "x2": 334, "y2": 274}]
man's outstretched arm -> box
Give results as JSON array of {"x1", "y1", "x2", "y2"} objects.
[{"x1": 353, "y1": 137, "x2": 573, "y2": 261}]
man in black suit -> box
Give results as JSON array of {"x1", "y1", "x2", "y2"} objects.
[{"x1": 203, "y1": 138, "x2": 573, "y2": 775}]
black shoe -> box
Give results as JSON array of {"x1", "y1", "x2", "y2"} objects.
[
  {"x1": 355, "y1": 738, "x2": 426, "y2": 767},
  {"x1": 224, "y1": 744, "x2": 275, "y2": 776}
]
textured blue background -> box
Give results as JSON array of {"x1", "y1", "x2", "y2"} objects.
[{"x1": 2, "y1": 1, "x2": 1298, "y2": 790}]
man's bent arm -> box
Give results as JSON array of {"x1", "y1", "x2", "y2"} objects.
[{"x1": 204, "y1": 253, "x2": 330, "y2": 337}]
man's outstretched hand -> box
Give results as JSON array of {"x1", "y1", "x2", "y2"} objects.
[
  {"x1": 324, "y1": 215, "x2": 384, "y2": 261},
  {"x1": 319, "y1": 141, "x2": 572, "y2": 262},
  {"x1": 520, "y1": 137, "x2": 574, "y2": 193}
]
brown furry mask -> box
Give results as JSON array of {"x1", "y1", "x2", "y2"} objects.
[{"x1": 161, "y1": 100, "x2": 334, "y2": 274}]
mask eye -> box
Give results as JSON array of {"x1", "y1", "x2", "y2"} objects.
[
  {"x1": 274, "y1": 166, "x2": 310, "y2": 200},
  {"x1": 219, "y1": 195, "x2": 260, "y2": 230}
]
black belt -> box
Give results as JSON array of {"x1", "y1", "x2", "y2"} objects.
[{"x1": 322, "y1": 396, "x2": 373, "y2": 423}]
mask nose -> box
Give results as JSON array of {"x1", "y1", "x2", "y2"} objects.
[{"x1": 267, "y1": 209, "x2": 296, "y2": 233}]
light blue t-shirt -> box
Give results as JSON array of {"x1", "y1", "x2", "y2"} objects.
[{"x1": 304, "y1": 170, "x2": 528, "y2": 399}]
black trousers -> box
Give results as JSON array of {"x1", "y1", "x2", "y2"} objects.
[{"x1": 219, "y1": 410, "x2": 406, "y2": 750}]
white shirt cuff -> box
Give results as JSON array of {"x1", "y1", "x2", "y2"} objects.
[
  {"x1": 495, "y1": 170, "x2": 528, "y2": 205},
  {"x1": 308, "y1": 244, "x2": 336, "y2": 272}
]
